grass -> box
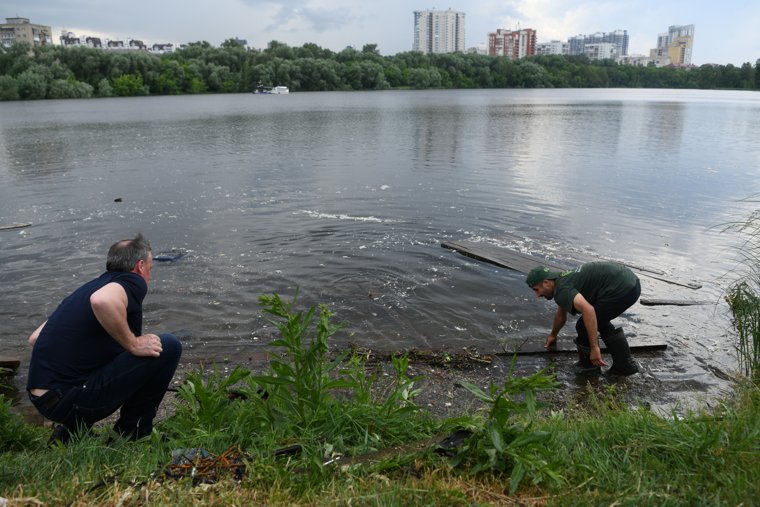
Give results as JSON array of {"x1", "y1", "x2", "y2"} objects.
[
  {"x1": 727, "y1": 281, "x2": 760, "y2": 382},
  {"x1": 1, "y1": 292, "x2": 759, "y2": 506}
]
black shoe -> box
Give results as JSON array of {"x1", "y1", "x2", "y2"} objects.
[
  {"x1": 605, "y1": 362, "x2": 639, "y2": 377},
  {"x1": 47, "y1": 424, "x2": 72, "y2": 446},
  {"x1": 601, "y1": 328, "x2": 639, "y2": 376},
  {"x1": 574, "y1": 342, "x2": 601, "y2": 376},
  {"x1": 573, "y1": 362, "x2": 602, "y2": 376}
]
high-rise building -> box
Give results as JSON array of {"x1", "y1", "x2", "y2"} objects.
[
  {"x1": 488, "y1": 28, "x2": 537, "y2": 59},
  {"x1": 584, "y1": 43, "x2": 618, "y2": 61},
  {"x1": 537, "y1": 40, "x2": 568, "y2": 56},
  {"x1": 413, "y1": 9, "x2": 465, "y2": 54},
  {"x1": 655, "y1": 24, "x2": 695, "y2": 65},
  {"x1": 1, "y1": 17, "x2": 53, "y2": 49},
  {"x1": 567, "y1": 30, "x2": 628, "y2": 57}
]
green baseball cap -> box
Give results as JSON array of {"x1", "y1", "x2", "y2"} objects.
[{"x1": 526, "y1": 266, "x2": 563, "y2": 287}]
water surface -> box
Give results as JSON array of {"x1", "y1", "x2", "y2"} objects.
[{"x1": 2, "y1": 89, "x2": 760, "y2": 409}]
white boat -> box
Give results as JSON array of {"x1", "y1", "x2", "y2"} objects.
[{"x1": 253, "y1": 85, "x2": 290, "y2": 95}]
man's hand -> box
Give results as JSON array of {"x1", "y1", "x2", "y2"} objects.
[
  {"x1": 133, "y1": 333, "x2": 163, "y2": 357},
  {"x1": 544, "y1": 334, "x2": 558, "y2": 349},
  {"x1": 589, "y1": 345, "x2": 607, "y2": 366}
]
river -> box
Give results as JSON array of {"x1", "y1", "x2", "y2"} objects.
[{"x1": 2, "y1": 88, "x2": 760, "y2": 409}]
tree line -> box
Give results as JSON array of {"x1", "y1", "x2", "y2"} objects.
[{"x1": 0, "y1": 39, "x2": 757, "y2": 100}]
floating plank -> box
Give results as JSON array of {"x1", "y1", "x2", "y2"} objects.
[
  {"x1": 497, "y1": 340, "x2": 667, "y2": 356},
  {"x1": 0, "y1": 223, "x2": 31, "y2": 231},
  {"x1": 441, "y1": 240, "x2": 571, "y2": 273},
  {"x1": 634, "y1": 272, "x2": 702, "y2": 290},
  {"x1": 640, "y1": 298, "x2": 713, "y2": 306},
  {"x1": 441, "y1": 240, "x2": 701, "y2": 290}
]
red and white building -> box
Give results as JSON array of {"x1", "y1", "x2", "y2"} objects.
[{"x1": 487, "y1": 28, "x2": 536, "y2": 59}]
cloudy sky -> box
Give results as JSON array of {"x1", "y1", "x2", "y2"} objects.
[{"x1": 5, "y1": 0, "x2": 758, "y2": 65}]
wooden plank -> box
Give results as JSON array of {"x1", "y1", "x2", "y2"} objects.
[
  {"x1": 0, "y1": 356, "x2": 21, "y2": 372},
  {"x1": 634, "y1": 272, "x2": 702, "y2": 290},
  {"x1": 441, "y1": 240, "x2": 571, "y2": 273},
  {"x1": 441, "y1": 240, "x2": 701, "y2": 290},
  {"x1": 640, "y1": 298, "x2": 712, "y2": 306},
  {"x1": 497, "y1": 341, "x2": 667, "y2": 356},
  {"x1": 0, "y1": 223, "x2": 31, "y2": 231}
]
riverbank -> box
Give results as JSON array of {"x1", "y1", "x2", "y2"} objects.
[
  {"x1": 2, "y1": 353, "x2": 757, "y2": 506},
  {"x1": 7, "y1": 340, "x2": 733, "y2": 433}
]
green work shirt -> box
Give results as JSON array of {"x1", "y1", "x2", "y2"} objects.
[{"x1": 553, "y1": 262, "x2": 638, "y2": 315}]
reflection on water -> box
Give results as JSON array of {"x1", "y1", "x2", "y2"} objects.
[{"x1": 2, "y1": 89, "x2": 760, "y2": 410}]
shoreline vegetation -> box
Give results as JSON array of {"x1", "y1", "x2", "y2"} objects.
[
  {"x1": 1, "y1": 287, "x2": 758, "y2": 505},
  {"x1": 0, "y1": 39, "x2": 758, "y2": 101}
]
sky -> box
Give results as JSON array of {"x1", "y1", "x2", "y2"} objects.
[{"x1": 4, "y1": 0, "x2": 759, "y2": 66}]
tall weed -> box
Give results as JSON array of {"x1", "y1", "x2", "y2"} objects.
[
  {"x1": 165, "y1": 292, "x2": 435, "y2": 460},
  {"x1": 726, "y1": 281, "x2": 760, "y2": 382},
  {"x1": 452, "y1": 359, "x2": 562, "y2": 494},
  {"x1": 724, "y1": 202, "x2": 760, "y2": 383}
]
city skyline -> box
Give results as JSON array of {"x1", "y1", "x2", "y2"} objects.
[{"x1": 3, "y1": 0, "x2": 758, "y2": 66}]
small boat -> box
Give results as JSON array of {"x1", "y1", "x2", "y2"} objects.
[{"x1": 253, "y1": 85, "x2": 290, "y2": 95}]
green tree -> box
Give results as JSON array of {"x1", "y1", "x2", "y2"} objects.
[
  {"x1": 111, "y1": 73, "x2": 147, "y2": 96},
  {"x1": 47, "y1": 79, "x2": 94, "y2": 99},
  {"x1": 16, "y1": 69, "x2": 48, "y2": 99},
  {"x1": 0, "y1": 75, "x2": 19, "y2": 100},
  {"x1": 97, "y1": 78, "x2": 113, "y2": 97},
  {"x1": 0, "y1": 42, "x2": 33, "y2": 76},
  {"x1": 250, "y1": 62, "x2": 276, "y2": 89},
  {"x1": 739, "y1": 62, "x2": 756, "y2": 90},
  {"x1": 518, "y1": 61, "x2": 550, "y2": 88},
  {"x1": 188, "y1": 76, "x2": 207, "y2": 94}
]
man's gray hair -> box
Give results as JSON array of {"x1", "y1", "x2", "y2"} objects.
[{"x1": 106, "y1": 233, "x2": 152, "y2": 272}]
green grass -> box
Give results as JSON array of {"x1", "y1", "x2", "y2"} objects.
[{"x1": 1, "y1": 293, "x2": 759, "y2": 506}]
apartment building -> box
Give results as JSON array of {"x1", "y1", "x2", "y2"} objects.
[
  {"x1": 1, "y1": 17, "x2": 53, "y2": 49},
  {"x1": 654, "y1": 24, "x2": 695, "y2": 65},
  {"x1": 536, "y1": 40, "x2": 567, "y2": 56},
  {"x1": 413, "y1": 9, "x2": 466, "y2": 54},
  {"x1": 584, "y1": 43, "x2": 618, "y2": 61},
  {"x1": 488, "y1": 28, "x2": 536, "y2": 59},
  {"x1": 568, "y1": 30, "x2": 629, "y2": 57}
]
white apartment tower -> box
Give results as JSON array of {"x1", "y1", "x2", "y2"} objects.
[{"x1": 413, "y1": 9, "x2": 465, "y2": 54}]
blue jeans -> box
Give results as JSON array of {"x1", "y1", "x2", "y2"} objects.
[
  {"x1": 575, "y1": 280, "x2": 641, "y2": 346},
  {"x1": 30, "y1": 333, "x2": 182, "y2": 439}
]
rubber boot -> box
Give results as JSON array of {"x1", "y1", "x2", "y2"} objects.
[
  {"x1": 573, "y1": 341, "x2": 601, "y2": 376},
  {"x1": 601, "y1": 327, "x2": 639, "y2": 376}
]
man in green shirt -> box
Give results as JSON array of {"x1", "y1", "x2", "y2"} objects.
[{"x1": 526, "y1": 262, "x2": 641, "y2": 376}]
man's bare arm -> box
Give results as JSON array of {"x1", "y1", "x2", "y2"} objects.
[{"x1": 90, "y1": 283, "x2": 162, "y2": 357}]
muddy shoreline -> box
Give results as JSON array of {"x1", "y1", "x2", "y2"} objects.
[{"x1": 7, "y1": 341, "x2": 736, "y2": 431}]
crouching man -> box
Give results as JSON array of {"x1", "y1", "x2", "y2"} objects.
[
  {"x1": 27, "y1": 233, "x2": 182, "y2": 444},
  {"x1": 526, "y1": 262, "x2": 640, "y2": 377}
]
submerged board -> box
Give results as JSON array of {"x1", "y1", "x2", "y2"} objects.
[
  {"x1": 441, "y1": 240, "x2": 701, "y2": 290},
  {"x1": 0, "y1": 223, "x2": 31, "y2": 231},
  {"x1": 639, "y1": 298, "x2": 713, "y2": 306},
  {"x1": 498, "y1": 340, "x2": 667, "y2": 356}
]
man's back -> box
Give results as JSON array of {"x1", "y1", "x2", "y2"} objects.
[{"x1": 27, "y1": 271, "x2": 147, "y2": 390}]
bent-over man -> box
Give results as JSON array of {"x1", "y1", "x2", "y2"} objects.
[
  {"x1": 526, "y1": 261, "x2": 640, "y2": 376},
  {"x1": 27, "y1": 233, "x2": 182, "y2": 444}
]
